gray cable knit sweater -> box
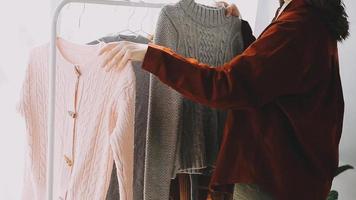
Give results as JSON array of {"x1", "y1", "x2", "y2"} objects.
[{"x1": 144, "y1": 0, "x2": 244, "y2": 199}]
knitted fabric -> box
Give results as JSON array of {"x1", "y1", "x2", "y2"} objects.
[
  {"x1": 144, "y1": 0, "x2": 244, "y2": 199},
  {"x1": 89, "y1": 34, "x2": 151, "y2": 200}
]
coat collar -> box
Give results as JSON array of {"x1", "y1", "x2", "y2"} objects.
[
  {"x1": 282, "y1": 0, "x2": 306, "y2": 14},
  {"x1": 257, "y1": 0, "x2": 307, "y2": 39}
]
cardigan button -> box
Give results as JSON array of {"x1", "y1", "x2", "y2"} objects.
[
  {"x1": 64, "y1": 155, "x2": 73, "y2": 167},
  {"x1": 68, "y1": 111, "x2": 77, "y2": 119},
  {"x1": 74, "y1": 65, "x2": 81, "y2": 77}
]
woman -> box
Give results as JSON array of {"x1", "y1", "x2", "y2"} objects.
[{"x1": 99, "y1": 0, "x2": 349, "y2": 199}]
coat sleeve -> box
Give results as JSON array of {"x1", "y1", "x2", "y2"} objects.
[{"x1": 142, "y1": 18, "x2": 326, "y2": 110}]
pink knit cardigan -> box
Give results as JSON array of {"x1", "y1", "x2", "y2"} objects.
[{"x1": 18, "y1": 38, "x2": 135, "y2": 200}]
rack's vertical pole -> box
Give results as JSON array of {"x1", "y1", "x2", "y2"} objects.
[
  {"x1": 48, "y1": 12, "x2": 56, "y2": 200},
  {"x1": 48, "y1": 1, "x2": 68, "y2": 199},
  {"x1": 48, "y1": 16, "x2": 56, "y2": 200}
]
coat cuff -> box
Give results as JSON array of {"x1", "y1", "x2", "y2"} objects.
[
  {"x1": 142, "y1": 43, "x2": 167, "y2": 75},
  {"x1": 142, "y1": 43, "x2": 202, "y2": 76}
]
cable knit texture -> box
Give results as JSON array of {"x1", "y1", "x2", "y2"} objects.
[
  {"x1": 90, "y1": 34, "x2": 151, "y2": 200},
  {"x1": 145, "y1": 0, "x2": 244, "y2": 199},
  {"x1": 18, "y1": 38, "x2": 135, "y2": 200}
]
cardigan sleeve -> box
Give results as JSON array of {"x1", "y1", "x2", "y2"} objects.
[
  {"x1": 17, "y1": 56, "x2": 32, "y2": 117},
  {"x1": 109, "y1": 65, "x2": 135, "y2": 200},
  {"x1": 142, "y1": 18, "x2": 326, "y2": 110},
  {"x1": 18, "y1": 53, "x2": 37, "y2": 199}
]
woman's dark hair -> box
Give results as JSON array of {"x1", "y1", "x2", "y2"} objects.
[{"x1": 304, "y1": 0, "x2": 350, "y2": 41}]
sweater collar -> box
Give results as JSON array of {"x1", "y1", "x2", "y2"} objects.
[{"x1": 178, "y1": 0, "x2": 231, "y2": 27}]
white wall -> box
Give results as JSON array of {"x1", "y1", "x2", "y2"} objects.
[
  {"x1": 254, "y1": 0, "x2": 278, "y2": 35},
  {"x1": 334, "y1": 0, "x2": 356, "y2": 199},
  {"x1": 0, "y1": 1, "x2": 50, "y2": 199},
  {"x1": 232, "y1": 0, "x2": 259, "y2": 29},
  {"x1": 338, "y1": 0, "x2": 356, "y2": 168}
]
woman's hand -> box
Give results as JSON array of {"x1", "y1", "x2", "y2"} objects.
[
  {"x1": 98, "y1": 41, "x2": 148, "y2": 72},
  {"x1": 215, "y1": 1, "x2": 241, "y2": 17}
]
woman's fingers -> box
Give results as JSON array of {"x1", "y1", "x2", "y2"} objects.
[
  {"x1": 104, "y1": 48, "x2": 125, "y2": 72},
  {"x1": 101, "y1": 42, "x2": 125, "y2": 68},
  {"x1": 100, "y1": 45, "x2": 117, "y2": 68},
  {"x1": 215, "y1": 1, "x2": 240, "y2": 17},
  {"x1": 117, "y1": 50, "x2": 132, "y2": 71},
  {"x1": 227, "y1": 4, "x2": 240, "y2": 17},
  {"x1": 98, "y1": 41, "x2": 148, "y2": 72},
  {"x1": 215, "y1": 1, "x2": 229, "y2": 8},
  {"x1": 215, "y1": 2, "x2": 240, "y2": 17},
  {"x1": 226, "y1": 6, "x2": 233, "y2": 17},
  {"x1": 98, "y1": 42, "x2": 117, "y2": 56}
]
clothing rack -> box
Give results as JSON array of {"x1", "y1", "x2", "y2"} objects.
[{"x1": 49, "y1": 1, "x2": 165, "y2": 199}]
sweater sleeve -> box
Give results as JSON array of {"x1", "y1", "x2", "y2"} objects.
[
  {"x1": 110, "y1": 67, "x2": 135, "y2": 200},
  {"x1": 17, "y1": 55, "x2": 32, "y2": 117},
  {"x1": 142, "y1": 18, "x2": 326, "y2": 110},
  {"x1": 154, "y1": 6, "x2": 178, "y2": 50}
]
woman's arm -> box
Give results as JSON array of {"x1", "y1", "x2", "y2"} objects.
[
  {"x1": 99, "y1": 14, "x2": 325, "y2": 110},
  {"x1": 140, "y1": 19, "x2": 325, "y2": 110}
]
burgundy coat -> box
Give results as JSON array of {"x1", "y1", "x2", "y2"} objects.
[{"x1": 142, "y1": 0, "x2": 344, "y2": 199}]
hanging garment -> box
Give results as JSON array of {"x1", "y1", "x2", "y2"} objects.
[
  {"x1": 188, "y1": 20, "x2": 256, "y2": 200},
  {"x1": 141, "y1": 0, "x2": 344, "y2": 199},
  {"x1": 88, "y1": 34, "x2": 151, "y2": 45},
  {"x1": 169, "y1": 175, "x2": 234, "y2": 200},
  {"x1": 18, "y1": 37, "x2": 135, "y2": 200},
  {"x1": 144, "y1": 0, "x2": 245, "y2": 199},
  {"x1": 89, "y1": 34, "x2": 151, "y2": 200},
  {"x1": 233, "y1": 184, "x2": 272, "y2": 200},
  {"x1": 172, "y1": 175, "x2": 234, "y2": 200}
]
